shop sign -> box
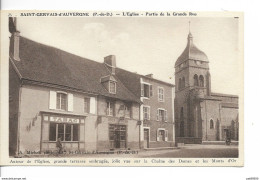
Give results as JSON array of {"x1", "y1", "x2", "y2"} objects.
[{"x1": 50, "y1": 116, "x2": 80, "y2": 124}]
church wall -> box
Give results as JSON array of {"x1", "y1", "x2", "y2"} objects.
[
  {"x1": 200, "y1": 99, "x2": 221, "y2": 141},
  {"x1": 174, "y1": 89, "x2": 189, "y2": 137}
]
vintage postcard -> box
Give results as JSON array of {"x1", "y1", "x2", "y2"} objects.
[{"x1": 0, "y1": 11, "x2": 244, "y2": 166}]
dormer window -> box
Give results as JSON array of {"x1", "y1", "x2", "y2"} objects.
[
  {"x1": 109, "y1": 81, "x2": 116, "y2": 94},
  {"x1": 101, "y1": 75, "x2": 117, "y2": 94}
]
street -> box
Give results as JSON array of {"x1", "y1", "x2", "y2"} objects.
[
  {"x1": 141, "y1": 144, "x2": 239, "y2": 158},
  {"x1": 24, "y1": 144, "x2": 239, "y2": 158}
]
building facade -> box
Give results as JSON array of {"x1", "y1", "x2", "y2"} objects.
[
  {"x1": 9, "y1": 18, "x2": 175, "y2": 156},
  {"x1": 116, "y1": 70, "x2": 175, "y2": 149},
  {"x1": 174, "y1": 32, "x2": 239, "y2": 144}
]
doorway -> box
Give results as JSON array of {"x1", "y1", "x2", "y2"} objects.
[
  {"x1": 143, "y1": 128, "x2": 149, "y2": 148},
  {"x1": 109, "y1": 124, "x2": 126, "y2": 149}
]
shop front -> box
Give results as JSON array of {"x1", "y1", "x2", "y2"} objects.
[
  {"x1": 40, "y1": 111, "x2": 86, "y2": 152},
  {"x1": 109, "y1": 124, "x2": 127, "y2": 149}
]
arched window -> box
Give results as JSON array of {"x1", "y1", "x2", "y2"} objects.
[
  {"x1": 210, "y1": 119, "x2": 214, "y2": 129},
  {"x1": 178, "y1": 78, "x2": 182, "y2": 90},
  {"x1": 199, "y1": 75, "x2": 204, "y2": 87},
  {"x1": 182, "y1": 77, "x2": 185, "y2": 88},
  {"x1": 194, "y1": 74, "x2": 199, "y2": 86}
]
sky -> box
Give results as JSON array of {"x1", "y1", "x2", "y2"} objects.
[{"x1": 16, "y1": 16, "x2": 241, "y2": 95}]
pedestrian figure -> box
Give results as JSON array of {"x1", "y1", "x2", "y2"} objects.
[{"x1": 56, "y1": 137, "x2": 63, "y2": 154}]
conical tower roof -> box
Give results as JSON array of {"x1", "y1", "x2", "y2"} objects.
[{"x1": 175, "y1": 32, "x2": 208, "y2": 67}]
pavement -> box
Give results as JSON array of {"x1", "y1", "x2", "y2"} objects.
[
  {"x1": 141, "y1": 144, "x2": 239, "y2": 158},
  {"x1": 18, "y1": 144, "x2": 239, "y2": 158}
]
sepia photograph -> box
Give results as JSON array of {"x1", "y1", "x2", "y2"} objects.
[{"x1": 2, "y1": 11, "x2": 243, "y2": 166}]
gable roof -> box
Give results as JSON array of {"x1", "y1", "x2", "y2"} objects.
[{"x1": 10, "y1": 36, "x2": 141, "y2": 103}]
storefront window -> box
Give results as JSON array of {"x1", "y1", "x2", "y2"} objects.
[
  {"x1": 58, "y1": 123, "x2": 64, "y2": 141},
  {"x1": 65, "y1": 124, "x2": 72, "y2": 141},
  {"x1": 49, "y1": 123, "x2": 79, "y2": 142},
  {"x1": 49, "y1": 123, "x2": 56, "y2": 141},
  {"x1": 73, "y1": 124, "x2": 79, "y2": 141}
]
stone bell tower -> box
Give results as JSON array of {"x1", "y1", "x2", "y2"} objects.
[{"x1": 174, "y1": 28, "x2": 211, "y2": 143}]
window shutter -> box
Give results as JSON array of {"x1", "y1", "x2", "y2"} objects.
[
  {"x1": 141, "y1": 84, "x2": 144, "y2": 96},
  {"x1": 156, "y1": 109, "x2": 159, "y2": 121},
  {"x1": 165, "y1": 110, "x2": 167, "y2": 122},
  {"x1": 150, "y1": 85, "x2": 153, "y2": 97},
  {"x1": 49, "y1": 91, "x2": 56, "y2": 109},
  {"x1": 165, "y1": 130, "x2": 168, "y2": 141},
  {"x1": 90, "y1": 97, "x2": 96, "y2": 114},
  {"x1": 156, "y1": 129, "x2": 159, "y2": 141},
  {"x1": 67, "y1": 93, "x2": 74, "y2": 112}
]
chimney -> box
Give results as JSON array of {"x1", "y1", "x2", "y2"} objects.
[
  {"x1": 146, "y1": 74, "x2": 153, "y2": 78},
  {"x1": 104, "y1": 55, "x2": 116, "y2": 75},
  {"x1": 9, "y1": 17, "x2": 20, "y2": 61}
]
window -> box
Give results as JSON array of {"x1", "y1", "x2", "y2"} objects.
[
  {"x1": 159, "y1": 130, "x2": 165, "y2": 141},
  {"x1": 49, "y1": 123, "x2": 56, "y2": 141},
  {"x1": 158, "y1": 87, "x2": 164, "y2": 102},
  {"x1": 194, "y1": 74, "x2": 199, "y2": 86},
  {"x1": 107, "y1": 101, "x2": 114, "y2": 116},
  {"x1": 49, "y1": 91, "x2": 73, "y2": 111},
  {"x1": 210, "y1": 119, "x2": 214, "y2": 129},
  {"x1": 56, "y1": 93, "x2": 67, "y2": 110},
  {"x1": 84, "y1": 97, "x2": 90, "y2": 113},
  {"x1": 199, "y1": 75, "x2": 204, "y2": 87},
  {"x1": 124, "y1": 103, "x2": 131, "y2": 118},
  {"x1": 157, "y1": 109, "x2": 167, "y2": 121},
  {"x1": 49, "y1": 123, "x2": 79, "y2": 141},
  {"x1": 143, "y1": 106, "x2": 150, "y2": 120},
  {"x1": 157, "y1": 129, "x2": 168, "y2": 141},
  {"x1": 109, "y1": 81, "x2": 116, "y2": 94},
  {"x1": 141, "y1": 83, "x2": 153, "y2": 98}
]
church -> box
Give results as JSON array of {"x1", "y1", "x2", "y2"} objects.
[{"x1": 174, "y1": 31, "x2": 239, "y2": 144}]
